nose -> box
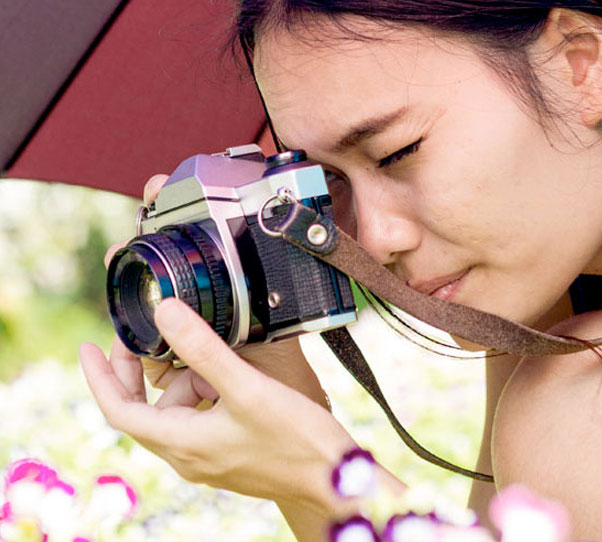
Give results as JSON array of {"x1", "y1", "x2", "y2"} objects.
[{"x1": 353, "y1": 184, "x2": 422, "y2": 266}]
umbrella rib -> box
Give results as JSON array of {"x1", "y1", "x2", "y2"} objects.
[{"x1": 4, "y1": 0, "x2": 132, "y2": 172}]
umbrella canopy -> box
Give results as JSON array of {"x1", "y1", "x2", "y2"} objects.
[{"x1": 0, "y1": 0, "x2": 270, "y2": 198}]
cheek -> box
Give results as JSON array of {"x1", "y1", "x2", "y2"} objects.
[{"x1": 413, "y1": 127, "x2": 539, "y2": 252}]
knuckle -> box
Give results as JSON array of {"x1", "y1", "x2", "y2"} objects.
[
  {"x1": 104, "y1": 241, "x2": 128, "y2": 268},
  {"x1": 143, "y1": 174, "x2": 168, "y2": 205}
]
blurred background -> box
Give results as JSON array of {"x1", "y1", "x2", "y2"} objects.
[{"x1": 0, "y1": 179, "x2": 486, "y2": 541}]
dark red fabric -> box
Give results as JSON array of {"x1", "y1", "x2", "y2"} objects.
[
  {"x1": 5, "y1": 0, "x2": 265, "y2": 198},
  {"x1": 0, "y1": 0, "x2": 123, "y2": 170}
]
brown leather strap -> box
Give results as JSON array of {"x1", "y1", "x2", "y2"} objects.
[
  {"x1": 321, "y1": 327, "x2": 494, "y2": 482},
  {"x1": 277, "y1": 202, "x2": 601, "y2": 356}
]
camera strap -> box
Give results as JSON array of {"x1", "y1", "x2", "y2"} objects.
[
  {"x1": 275, "y1": 201, "x2": 602, "y2": 357},
  {"x1": 320, "y1": 326, "x2": 494, "y2": 482},
  {"x1": 273, "y1": 200, "x2": 602, "y2": 482}
]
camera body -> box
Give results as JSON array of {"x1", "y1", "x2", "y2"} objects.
[{"x1": 107, "y1": 144, "x2": 356, "y2": 360}]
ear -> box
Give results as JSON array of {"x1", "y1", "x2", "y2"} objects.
[{"x1": 542, "y1": 9, "x2": 602, "y2": 128}]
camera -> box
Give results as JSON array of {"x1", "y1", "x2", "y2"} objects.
[{"x1": 106, "y1": 144, "x2": 357, "y2": 360}]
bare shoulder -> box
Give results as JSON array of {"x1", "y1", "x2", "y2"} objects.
[{"x1": 492, "y1": 310, "x2": 602, "y2": 539}]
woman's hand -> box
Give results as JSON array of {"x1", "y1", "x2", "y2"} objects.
[{"x1": 80, "y1": 298, "x2": 356, "y2": 513}]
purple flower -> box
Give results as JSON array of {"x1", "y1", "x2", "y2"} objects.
[
  {"x1": 330, "y1": 515, "x2": 379, "y2": 542},
  {"x1": 381, "y1": 512, "x2": 440, "y2": 542},
  {"x1": 332, "y1": 449, "x2": 377, "y2": 498}
]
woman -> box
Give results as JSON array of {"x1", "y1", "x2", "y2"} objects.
[{"x1": 80, "y1": 1, "x2": 602, "y2": 540}]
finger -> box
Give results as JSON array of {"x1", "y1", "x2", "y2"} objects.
[
  {"x1": 141, "y1": 357, "x2": 185, "y2": 390},
  {"x1": 104, "y1": 241, "x2": 128, "y2": 269},
  {"x1": 79, "y1": 342, "x2": 194, "y2": 442},
  {"x1": 154, "y1": 368, "x2": 219, "y2": 409},
  {"x1": 143, "y1": 174, "x2": 169, "y2": 207},
  {"x1": 109, "y1": 336, "x2": 146, "y2": 402},
  {"x1": 154, "y1": 298, "x2": 257, "y2": 400}
]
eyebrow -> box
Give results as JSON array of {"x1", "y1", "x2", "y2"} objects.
[{"x1": 328, "y1": 106, "x2": 409, "y2": 153}]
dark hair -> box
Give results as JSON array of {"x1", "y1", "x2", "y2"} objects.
[{"x1": 233, "y1": 1, "x2": 602, "y2": 127}]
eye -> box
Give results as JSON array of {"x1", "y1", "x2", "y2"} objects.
[{"x1": 378, "y1": 138, "x2": 423, "y2": 168}]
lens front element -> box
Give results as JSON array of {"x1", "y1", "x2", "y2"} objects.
[
  {"x1": 138, "y1": 266, "x2": 162, "y2": 323},
  {"x1": 107, "y1": 223, "x2": 232, "y2": 360}
]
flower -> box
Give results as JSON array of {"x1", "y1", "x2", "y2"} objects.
[
  {"x1": 330, "y1": 449, "x2": 572, "y2": 542},
  {"x1": 381, "y1": 512, "x2": 440, "y2": 542},
  {"x1": 5, "y1": 459, "x2": 74, "y2": 496},
  {"x1": 0, "y1": 516, "x2": 46, "y2": 542},
  {"x1": 332, "y1": 449, "x2": 377, "y2": 498},
  {"x1": 490, "y1": 485, "x2": 571, "y2": 542},
  {"x1": 0, "y1": 459, "x2": 138, "y2": 542},
  {"x1": 330, "y1": 515, "x2": 379, "y2": 542},
  {"x1": 90, "y1": 476, "x2": 137, "y2": 519}
]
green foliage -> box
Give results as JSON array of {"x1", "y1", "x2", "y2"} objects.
[
  {"x1": 351, "y1": 279, "x2": 369, "y2": 312},
  {"x1": 0, "y1": 180, "x2": 137, "y2": 379}
]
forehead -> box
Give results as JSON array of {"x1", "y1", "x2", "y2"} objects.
[{"x1": 254, "y1": 18, "x2": 488, "y2": 150}]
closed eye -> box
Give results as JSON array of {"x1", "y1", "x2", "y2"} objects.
[{"x1": 378, "y1": 138, "x2": 423, "y2": 168}]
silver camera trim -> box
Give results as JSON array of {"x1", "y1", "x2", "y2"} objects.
[{"x1": 138, "y1": 144, "x2": 356, "y2": 349}]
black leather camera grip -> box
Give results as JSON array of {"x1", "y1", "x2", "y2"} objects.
[{"x1": 277, "y1": 202, "x2": 602, "y2": 357}]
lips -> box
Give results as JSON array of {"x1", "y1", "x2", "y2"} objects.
[{"x1": 407, "y1": 268, "x2": 470, "y2": 297}]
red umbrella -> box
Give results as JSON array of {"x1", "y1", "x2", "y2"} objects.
[{"x1": 0, "y1": 0, "x2": 273, "y2": 198}]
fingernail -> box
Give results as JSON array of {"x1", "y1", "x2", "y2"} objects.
[{"x1": 155, "y1": 298, "x2": 189, "y2": 333}]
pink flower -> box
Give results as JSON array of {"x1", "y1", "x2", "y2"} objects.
[
  {"x1": 90, "y1": 475, "x2": 137, "y2": 518},
  {"x1": 4, "y1": 459, "x2": 74, "y2": 496},
  {"x1": 1, "y1": 501, "x2": 12, "y2": 521},
  {"x1": 1, "y1": 459, "x2": 138, "y2": 542},
  {"x1": 490, "y1": 485, "x2": 571, "y2": 542}
]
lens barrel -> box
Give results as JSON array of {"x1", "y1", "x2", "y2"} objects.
[{"x1": 107, "y1": 223, "x2": 232, "y2": 360}]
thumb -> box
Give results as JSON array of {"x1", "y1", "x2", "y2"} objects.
[{"x1": 154, "y1": 298, "x2": 256, "y2": 400}]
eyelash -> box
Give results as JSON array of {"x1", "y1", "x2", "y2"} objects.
[{"x1": 378, "y1": 138, "x2": 423, "y2": 168}]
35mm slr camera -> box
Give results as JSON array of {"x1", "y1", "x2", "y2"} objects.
[{"x1": 106, "y1": 144, "x2": 357, "y2": 360}]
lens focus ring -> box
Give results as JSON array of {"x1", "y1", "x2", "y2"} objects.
[
  {"x1": 143, "y1": 233, "x2": 200, "y2": 312},
  {"x1": 179, "y1": 224, "x2": 231, "y2": 340}
]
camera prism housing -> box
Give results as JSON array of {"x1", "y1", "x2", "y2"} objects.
[{"x1": 107, "y1": 145, "x2": 357, "y2": 360}]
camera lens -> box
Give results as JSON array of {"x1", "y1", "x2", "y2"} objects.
[
  {"x1": 107, "y1": 223, "x2": 233, "y2": 360},
  {"x1": 138, "y1": 266, "x2": 162, "y2": 321}
]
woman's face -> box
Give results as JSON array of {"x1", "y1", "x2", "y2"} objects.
[{"x1": 254, "y1": 19, "x2": 602, "y2": 325}]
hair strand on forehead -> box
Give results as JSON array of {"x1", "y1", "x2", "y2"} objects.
[{"x1": 231, "y1": 0, "x2": 602, "y2": 130}]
